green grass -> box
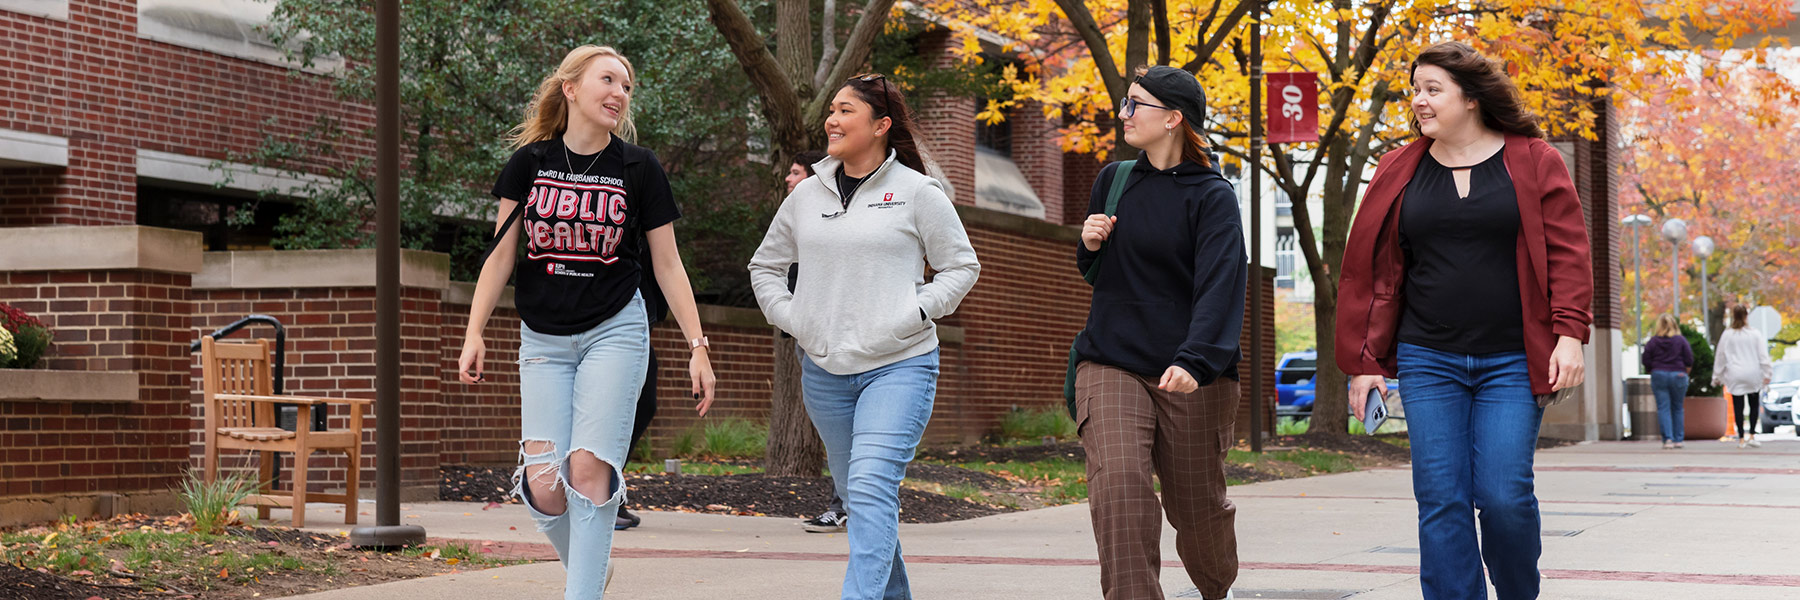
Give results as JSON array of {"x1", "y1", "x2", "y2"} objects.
[
  {"x1": 625, "y1": 462, "x2": 763, "y2": 476},
  {"x1": 177, "y1": 469, "x2": 260, "y2": 534},
  {"x1": 998, "y1": 406, "x2": 1076, "y2": 440},
  {"x1": 1273, "y1": 415, "x2": 1408, "y2": 436},
  {"x1": 1227, "y1": 448, "x2": 1358, "y2": 476},
  {"x1": 934, "y1": 458, "x2": 1088, "y2": 505},
  {"x1": 667, "y1": 418, "x2": 770, "y2": 460}
]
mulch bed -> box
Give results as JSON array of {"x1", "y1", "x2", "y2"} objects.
[
  {"x1": 2, "y1": 514, "x2": 514, "y2": 600},
  {"x1": 441, "y1": 465, "x2": 520, "y2": 504},
  {"x1": 0, "y1": 563, "x2": 153, "y2": 600}
]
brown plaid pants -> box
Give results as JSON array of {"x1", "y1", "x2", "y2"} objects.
[{"x1": 1075, "y1": 361, "x2": 1239, "y2": 600}]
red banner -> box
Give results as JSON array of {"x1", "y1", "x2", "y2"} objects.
[{"x1": 1267, "y1": 72, "x2": 1319, "y2": 144}]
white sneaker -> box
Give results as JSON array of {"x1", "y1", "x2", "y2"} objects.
[
  {"x1": 1206, "y1": 591, "x2": 1235, "y2": 600},
  {"x1": 1747, "y1": 438, "x2": 1762, "y2": 448}
]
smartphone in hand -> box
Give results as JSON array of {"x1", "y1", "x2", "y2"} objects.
[{"x1": 1361, "y1": 388, "x2": 1389, "y2": 435}]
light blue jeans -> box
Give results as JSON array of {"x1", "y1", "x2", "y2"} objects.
[
  {"x1": 1650, "y1": 370, "x2": 1688, "y2": 443},
  {"x1": 799, "y1": 348, "x2": 940, "y2": 600},
  {"x1": 515, "y1": 293, "x2": 648, "y2": 600},
  {"x1": 1396, "y1": 342, "x2": 1543, "y2": 600}
]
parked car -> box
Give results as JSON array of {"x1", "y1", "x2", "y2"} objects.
[
  {"x1": 1274, "y1": 350, "x2": 1400, "y2": 419},
  {"x1": 1759, "y1": 360, "x2": 1800, "y2": 434}
]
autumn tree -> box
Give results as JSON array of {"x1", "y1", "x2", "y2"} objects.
[
  {"x1": 960, "y1": 0, "x2": 1793, "y2": 435},
  {"x1": 1619, "y1": 53, "x2": 1800, "y2": 343}
]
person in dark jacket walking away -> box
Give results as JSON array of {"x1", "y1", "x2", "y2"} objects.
[
  {"x1": 1641, "y1": 314, "x2": 1694, "y2": 449},
  {"x1": 1336, "y1": 42, "x2": 1593, "y2": 600},
  {"x1": 1073, "y1": 65, "x2": 1246, "y2": 600}
]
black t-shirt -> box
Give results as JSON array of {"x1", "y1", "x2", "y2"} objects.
[
  {"x1": 490, "y1": 135, "x2": 681, "y2": 335},
  {"x1": 1398, "y1": 149, "x2": 1524, "y2": 354}
]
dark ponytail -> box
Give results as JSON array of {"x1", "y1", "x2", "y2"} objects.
[{"x1": 843, "y1": 74, "x2": 928, "y2": 175}]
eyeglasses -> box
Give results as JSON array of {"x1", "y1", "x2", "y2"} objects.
[
  {"x1": 850, "y1": 73, "x2": 892, "y2": 115},
  {"x1": 1118, "y1": 96, "x2": 1172, "y2": 119}
]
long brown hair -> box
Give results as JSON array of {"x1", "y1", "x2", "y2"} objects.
[
  {"x1": 841, "y1": 74, "x2": 928, "y2": 175},
  {"x1": 510, "y1": 46, "x2": 638, "y2": 149},
  {"x1": 1409, "y1": 42, "x2": 1543, "y2": 139},
  {"x1": 1731, "y1": 305, "x2": 1749, "y2": 330}
]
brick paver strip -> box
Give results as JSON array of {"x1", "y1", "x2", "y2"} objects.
[
  {"x1": 1533, "y1": 465, "x2": 1800, "y2": 475},
  {"x1": 1231, "y1": 494, "x2": 1800, "y2": 510},
  {"x1": 432, "y1": 540, "x2": 1800, "y2": 587}
]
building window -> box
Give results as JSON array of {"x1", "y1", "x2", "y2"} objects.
[
  {"x1": 1274, "y1": 230, "x2": 1298, "y2": 289},
  {"x1": 137, "y1": 185, "x2": 294, "y2": 251},
  {"x1": 976, "y1": 98, "x2": 1013, "y2": 157}
]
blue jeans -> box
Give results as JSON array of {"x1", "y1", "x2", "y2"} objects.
[
  {"x1": 1650, "y1": 371, "x2": 1688, "y2": 443},
  {"x1": 515, "y1": 293, "x2": 648, "y2": 600},
  {"x1": 1396, "y1": 342, "x2": 1543, "y2": 600},
  {"x1": 799, "y1": 349, "x2": 940, "y2": 600}
]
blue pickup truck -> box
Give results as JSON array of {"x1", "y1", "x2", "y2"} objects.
[{"x1": 1275, "y1": 350, "x2": 1400, "y2": 419}]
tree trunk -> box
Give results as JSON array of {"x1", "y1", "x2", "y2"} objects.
[
  {"x1": 1307, "y1": 135, "x2": 1356, "y2": 437},
  {"x1": 764, "y1": 330, "x2": 825, "y2": 477}
]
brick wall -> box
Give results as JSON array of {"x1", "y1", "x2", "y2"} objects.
[
  {"x1": 911, "y1": 28, "x2": 976, "y2": 205},
  {"x1": 1011, "y1": 100, "x2": 1065, "y2": 223},
  {"x1": 1063, "y1": 151, "x2": 1107, "y2": 225},
  {"x1": 0, "y1": 270, "x2": 192, "y2": 498},
  {"x1": 0, "y1": 1, "x2": 372, "y2": 226}
]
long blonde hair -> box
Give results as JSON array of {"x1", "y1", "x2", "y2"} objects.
[
  {"x1": 1653, "y1": 314, "x2": 1680, "y2": 338},
  {"x1": 510, "y1": 46, "x2": 637, "y2": 149}
]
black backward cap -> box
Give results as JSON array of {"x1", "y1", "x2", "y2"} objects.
[{"x1": 1135, "y1": 66, "x2": 1207, "y2": 135}]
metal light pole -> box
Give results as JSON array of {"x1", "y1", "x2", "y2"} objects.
[
  {"x1": 1247, "y1": 0, "x2": 1267, "y2": 452},
  {"x1": 1693, "y1": 235, "x2": 1714, "y2": 338},
  {"x1": 1661, "y1": 219, "x2": 1687, "y2": 319},
  {"x1": 1622, "y1": 214, "x2": 1650, "y2": 343},
  {"x1": 351, "y1": 0, "x2": 426, "y2": 549}
]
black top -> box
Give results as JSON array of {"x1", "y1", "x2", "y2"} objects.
[
  {"x1": 1397, "y1": 149, "x2": 1524, "y2": 354},
  {"x1": 491, "y1": 134, "x2": 681, "y2": 335},
  {"x1": 1074, "y1": 155, "x2": 1246, "y2": 383},
  {"x1": 835, "y1": 170, "x2": 871, "y2": 209}
]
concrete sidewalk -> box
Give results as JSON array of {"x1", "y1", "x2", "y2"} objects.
[{"x1": 276, "y1": 438, "x2": 1800, "y2": 599}]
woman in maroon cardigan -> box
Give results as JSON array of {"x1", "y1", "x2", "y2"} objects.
[{"x1": 1334, "y1": 42, "x2": 1593, "y2": 600}]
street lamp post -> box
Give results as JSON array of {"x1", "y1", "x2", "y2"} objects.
[
  {"x1": 1623, "y1": 214, "x2": 1651, "y2": 343},
  {"x1": 1661, "y1": 219, "x2": 1688, "y2": 319},
  {"x1": 1693, "y1": 235, "x2": 1714, "y2": 337}
]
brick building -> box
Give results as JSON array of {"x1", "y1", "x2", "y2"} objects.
[{"x1": 0, "y1": 1, "x2": 1276, "y2": 526}]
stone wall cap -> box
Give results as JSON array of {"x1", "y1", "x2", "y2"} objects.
[{"x1": 0, "y1": 225, "x2": 202, "y2": 274}]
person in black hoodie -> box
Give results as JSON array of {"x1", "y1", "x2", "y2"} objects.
[{"x1": 1073, "y1": 65, "x2": 1246, "y2": 600}]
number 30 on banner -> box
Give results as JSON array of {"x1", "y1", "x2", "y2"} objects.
[{"x1": 1267, "y1": 72, "x2": 1319, "y2": 144}]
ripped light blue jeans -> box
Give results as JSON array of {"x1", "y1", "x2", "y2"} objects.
[{"x1": 516, "y1": 293, "x2": 647, "y2": 600}]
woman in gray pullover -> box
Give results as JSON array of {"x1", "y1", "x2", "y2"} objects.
[{"x1": 748, "y1": 73, "x2": 979, "y2": 600}]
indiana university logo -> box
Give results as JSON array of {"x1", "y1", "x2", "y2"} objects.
[{"x1": 884, "y1": 193, "x2": 894, "y2": 202}]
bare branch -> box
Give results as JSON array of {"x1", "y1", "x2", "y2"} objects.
[
  {"x1": 704, "y1": 0, "x2": 808, "y2": 155},
  {"x1": 813, "y1": 0, "x2": 840, "y2": 90},
  {"x1": 1051, "y1": 0, "x2": 1128, "y2": 103},
  {"x1": 1181, "y1": 0, "x2": 1257, "y2": 73},
  {"x1": 810, "y1": 0, "x2": 901, "y2": 123}
]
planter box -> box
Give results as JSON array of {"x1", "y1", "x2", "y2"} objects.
[{"x1": 1683, "y1": 395, "x2": 1731, "y2": 440}]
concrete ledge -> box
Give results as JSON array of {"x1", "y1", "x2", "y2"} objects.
[
  {"x1": 0, "y1": 226, "x2": 203, "y2": 274},
  {"x1": 136, "y1": 149, "x2": 333, "y2": 197},
  {"x1": 955, "y1": 204, "x2": 1081, "y2": 243},
  {"x1": 0, "y1": 369, "x2": 140, "y2": 403},
  {"x1": 443, "y1": 281, "x2": 516, "y2": 309},
  {"x1": 0, "y1": 127, "x2": 69, "y2": 168},
  {"x1": 196, "y1": 249, "x2": 450, "y2": 290},
  {"x1": 0, "y1": 491, "x2": 183, "y2": 528}
]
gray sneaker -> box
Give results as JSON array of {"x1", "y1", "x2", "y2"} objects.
[{"x1": 802, "y1": 508, "x2": 847, "y2": 533}]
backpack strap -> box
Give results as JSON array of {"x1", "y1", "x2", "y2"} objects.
[
  {"x1": 1082, "y1": 159, "x2": 1136, "y2": 284},
  {"x1": 475, "y1": 143, "x2": 545, "y2": 270}
]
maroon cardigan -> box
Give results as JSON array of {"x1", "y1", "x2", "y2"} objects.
[{"x1": 1334, "y1": 134, "x2": 1593, "y2": 395}]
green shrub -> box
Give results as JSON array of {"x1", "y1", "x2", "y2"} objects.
[
  {"x1": 1682, "y1": 323, "x2": 1722, "y2": 397},
  {"x1": 998, "y1": 406, "x2": 1076, "y2": 440},
  {"x1": 669, "y1": 418, "x2": 769, "y2": 460}
]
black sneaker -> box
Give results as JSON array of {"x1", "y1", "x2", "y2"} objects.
[
  {"x1": 801, "y1": 508, "x2": 847, "y2": 533},
  {"x1": 615, "y1": 507, "x2": 642, "y2": 530}
]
